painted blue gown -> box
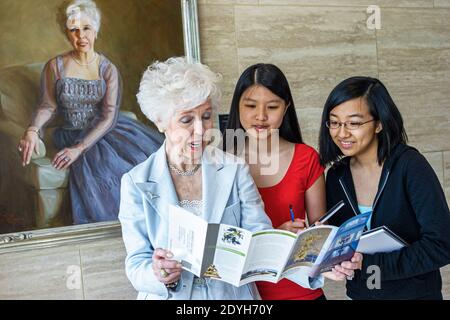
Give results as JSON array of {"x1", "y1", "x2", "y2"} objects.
[{"x1": 31, "y1": 53, "x2": 164, "y2": 224}]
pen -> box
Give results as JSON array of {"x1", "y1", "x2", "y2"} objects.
[{"x1": 289, "y1": 204, "x2": 295, "y2": 222}]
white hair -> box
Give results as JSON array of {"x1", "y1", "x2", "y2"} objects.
[
  {"x1": 66, "y1": 0, "x2": 101, "y2": 33},
  {"x1": 137, "y1": 57, "x2": 222, "y2": 130}
]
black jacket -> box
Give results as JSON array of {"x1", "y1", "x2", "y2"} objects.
[{"x1": 326, "y1": 143, "x2": 450, "y2": 300}]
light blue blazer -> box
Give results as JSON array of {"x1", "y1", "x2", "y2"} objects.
[{"x1": 119, "y1": 143, "x2": 323, "y2": 300}]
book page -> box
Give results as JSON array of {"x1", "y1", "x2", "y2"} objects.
[
  {"x1": 309, "y1": 211, "x2": 371, "y2": 277},
  {"x1": 168, "y1": 205, "x2": 208, "y2": 277},
  {"x1": 282, "y1": 226, "x2": 334, "y2": 277},
  {"x1": 239, "y1": 229, "x2": 297, "y2": 286},
  {"x1": 202, "y1": 224, "x2": 253, "y2": 287}
]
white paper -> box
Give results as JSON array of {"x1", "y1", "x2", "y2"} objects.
[
  {"x1": 357, "y1": 227, "x2": 406, "y2": 254},
  {"x1": 206, "y1": 224, "x2": 253, "y2": 286},
  {"x1": 240, "y1": 230, "x2": 297, "y2": 285},
  {"x1": 168, "y1": 205, "x2": 208, "y2": 277}
]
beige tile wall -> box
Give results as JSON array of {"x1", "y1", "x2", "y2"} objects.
[
  {"x1": 435, "y1": 0, "x2": 450, "y2": 8},
  {"x1": 198, "y1": 0, "x2": 450, "y2": 205},
  {"x1": 0, "y1": 238, "x2": 136, "y2": 300},
  {"x1": 445, "y1": 151, "x2": 450, "y2": 201},
  {"x1": 0, "y1": 246, "x2": 83, "y2": 299},
  {"x1": 1, "y1": 235, "x2": 449, "y2": 300}
]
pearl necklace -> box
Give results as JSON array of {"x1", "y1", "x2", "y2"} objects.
[
  {"x1": 71, "y1": 52, "x2": 98, "y2": 66},
  {"x1": 169, "y1": 163, "x2": 201, "y2": 176}
]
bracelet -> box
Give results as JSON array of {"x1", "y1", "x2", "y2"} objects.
[{"x1": 26, "y1": 127, "x2": 40, "y2": 135}]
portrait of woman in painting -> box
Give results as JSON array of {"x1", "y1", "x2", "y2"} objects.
[{"x1": 16, "y1": 0, "x2": 164, "y2": 225}]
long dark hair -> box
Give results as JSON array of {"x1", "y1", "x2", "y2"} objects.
[
  {"x1": 319, "y1": 76, "x2": 408, "y2": 166},
  {"x1": 223, "y1": 63, "x2": 303, "y2": 152}
]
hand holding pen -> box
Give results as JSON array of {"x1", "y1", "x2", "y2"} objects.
[
  {"x1": 277, "y1": 205, "x2": 307, "y2": 233},
  {"x1": 279, "y1": 201, "x2": 345, "y2": 234}
]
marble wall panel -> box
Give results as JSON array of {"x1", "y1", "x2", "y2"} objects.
[
  {"x1": 0, "y1": 246, "x2": 83, "y2": 299},
  {"x1": 434, "y1": 0, "x2": 450, "y2": 8},
  {"x1": 234, "y1": 5, "x2": 378, "y2": 145},
  {"x1": 199, "y1": 4, "x2": 240, "y2": 113},
  {"x1": 80, "y1": 238, "x2": 136, "y2": 300},
  {"x1": 444, "y1": 151, "x2": 450, "y2": 205},
  {"x1": 376, "y1": 8, "x2": 450, "y2": 152},
  {"x1": 259, "y1": 0, "x2": 434, "y2": 8}
]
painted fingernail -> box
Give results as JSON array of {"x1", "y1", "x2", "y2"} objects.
[{"x1": 166, "y1": 252, "x2": 173, "y2": 258}]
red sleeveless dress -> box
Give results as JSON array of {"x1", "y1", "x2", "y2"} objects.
[{"x1": 257, "y1": 143, "x2": 325, "y2": 300}]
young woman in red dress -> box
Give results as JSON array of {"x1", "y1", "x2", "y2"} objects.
[{"x1": 223, "y1": 63, "x2": 361, "y2": 300}]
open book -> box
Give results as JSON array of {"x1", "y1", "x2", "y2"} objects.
[{"x1": 168, "y1": 204, "x2": 371, "y2": 287}]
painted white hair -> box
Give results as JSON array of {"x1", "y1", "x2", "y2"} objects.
[
  {"x1": 137, "y1": 57, "x2": 222, "y2": 130},
  {"x1": 66, "y1": 0, "x2": 101, "y2": 33}
]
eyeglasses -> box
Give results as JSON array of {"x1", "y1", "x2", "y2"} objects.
[{"x1": 326, "y1": 119, "x2": 375, "y2": 130}]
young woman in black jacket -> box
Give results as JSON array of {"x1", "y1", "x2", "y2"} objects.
[{"x1": 319, "y1": 76, "x2": 450, "y2": 300}]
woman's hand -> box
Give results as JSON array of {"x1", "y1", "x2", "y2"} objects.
[
  {"x1": 278, "y1": 218, "x2": 307, "y2": 234},
  {"x1": 18, "y1": 130, "x2": 39, "y2": 166},
  {"x1": 322, "y1": 252, "x2": 363, "y2": 281},
  {"x1": 152, "y1": 248, "x2": 183, "y2": 285},
  {"x1": 52, "y1": 144, "x2": 84, "y2": 170}
]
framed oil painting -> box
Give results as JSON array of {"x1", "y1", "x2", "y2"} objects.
[{"x1": 0, "y1": 0, "x2": 200, "y2": 251}]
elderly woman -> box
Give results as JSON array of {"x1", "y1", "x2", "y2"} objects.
[
  {"x1": 119, "y1": 57, "x2": 331, "y2": 300},
  {"x1": 17, "y1": 0, "x2": 163, "y2": 224}
]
